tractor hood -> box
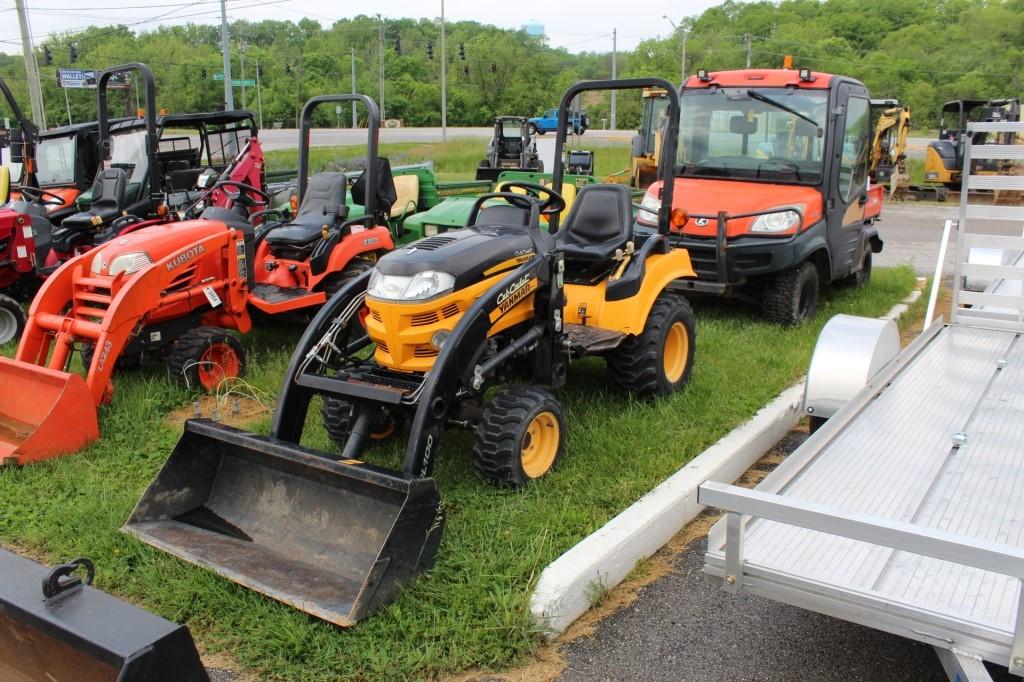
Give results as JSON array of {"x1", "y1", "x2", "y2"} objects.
[
  {"x1": 376, "y1": 225, "x2": 552, "y2": 290},
  {"x1": 86, "y1": 219, "x2": 233, "y2": 277},
  {"x1": 642, "y1": 178, "x2": 824, "y2": 238}
]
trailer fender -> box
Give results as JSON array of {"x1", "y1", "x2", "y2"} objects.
[{"x1": 804, "y1": 314, "x2": 899, "y2": 421}]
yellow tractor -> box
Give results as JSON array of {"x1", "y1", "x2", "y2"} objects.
[{"x1": 125, "y1": 77, "x2": 698, "y2": 627}]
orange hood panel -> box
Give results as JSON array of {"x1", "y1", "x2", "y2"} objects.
[{"x1": 649, "y1": 178, "x2": 823, "y2": 238}]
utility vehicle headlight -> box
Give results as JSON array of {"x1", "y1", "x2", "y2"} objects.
[
  {"x1": 638, "y1": 192, "x2": 660, "y2": 225},
  {"x1": 424, "y1": 224, "x2": 440, "y2": 237},
  {"x1": 750, "y1": 210, "x2": 802, "y2": 234},
  {"x1": 107, "y1": 251, "x2": 153, "y2": 275},
  {"x1": 368, "y1": 269, "x2": 455, "y2": 302}
]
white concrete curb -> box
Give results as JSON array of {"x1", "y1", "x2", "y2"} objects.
[{"x1": 529, "y1": 284, "x2": 924, "y2": 638}]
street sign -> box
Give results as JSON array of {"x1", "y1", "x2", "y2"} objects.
[
  {"x1": 232, "y1": 79, "x2": 256, "y2": 87},
  {"x1": 213, "y1": 73, "x2": 224, "y2": 81},
  {"x1": 56, "y1": 69, "x2": 97, "y2": 89}
]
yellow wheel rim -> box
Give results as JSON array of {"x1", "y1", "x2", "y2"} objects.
[
  {"x1": 663, "y1": 321, "x2": 689, "y2": 384},
  {"x1": 521, "y1": 411, "x2": 560, "y2": 479}
]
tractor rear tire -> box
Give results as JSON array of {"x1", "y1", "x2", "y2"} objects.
[
  {"x1": 763, "y1": 261, "x2": 819, "y2": 326},
  {"x1": 606, "y1": 294, "x2": 696, "y2": 398},
  {"x1": 168, "y1": 327, "x2": 246, "y2": 391},
  {"x1": 322, "y1": 256, "x2": 375, "y2": 298},
  {"x1": 528, "y1": 124, "x2": 538, "y2": 136},
  {"x1": 839, "y1": 250, "x2": 872, "y2": 289},
  {"x1": 0, "y1": 294, "x2": 25, "y2": 345},
  {"x1": 321, "y1": 397, "x2": 401, "y2": 449},
  {"x1": 473, "y1": 385, "x2": 565, "y2": 487}
]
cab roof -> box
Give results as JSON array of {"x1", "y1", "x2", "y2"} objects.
[
  {"x1": 109, "y1": 109, "x2": 258, "y2": 134},
  {"x1": 683, "y1": 69, "x2": 837, "y2": 90}
]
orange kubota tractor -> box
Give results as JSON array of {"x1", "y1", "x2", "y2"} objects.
[{"x1": 0, "y1": 94, "x2": 395, "y2": 466}]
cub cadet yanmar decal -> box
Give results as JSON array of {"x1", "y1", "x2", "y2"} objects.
[
  {"x1": 483, "y1": 250, "x2": 536, "y2": 277},
  {"x1": 491, "y1": 274, "x2": 537, "y2": 320},
  {"x1": 166, "y1": 244, "x2": 206, "y2": 271}
]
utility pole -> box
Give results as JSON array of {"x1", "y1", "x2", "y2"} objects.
[
  {"x1": 350, "y1": 48, "x2": 357, "y2": 128},
  {"x1": 239, "y1": 37, "x2": 247, "y2": 110},
  {"x1": 14, "y1": 0, "x2": 45, "y2": 127},
  {"x1": 440, "y1": 0, "x2": 447, "y2": 141},
  {"x1": 254, "y1": 59, "x2": 264, "y2": 129},
  {"x1": 610, "y1": 28, "x2": 617, "y2": 131},
  {"x1": 744, "y1": 33, "x2": 752, "y2": 68},
  {"x1": 220, "y1": 0, "x2": 234, "y2": 111},
  {"x1": 377, "y1": 14, "x2": 386, "y2": 121},
  {"x1": 663, "y1": 16, "x2": 687, "y2": 83}
]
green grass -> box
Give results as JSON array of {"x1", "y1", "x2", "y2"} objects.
[
  {"x1": 0, "y1": 266, "x2": 916, "y2": 681},
  {"x1": 265, "y1": 140, "x2": 633, "y2": 183}
]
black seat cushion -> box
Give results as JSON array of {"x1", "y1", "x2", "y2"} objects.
[
  {"x1": 265, "y1": 172, "x2": 347, "y2": 248},
  {"x1": 165, "y1": 166, "x2": 202, "y2": 191},
  {"x1": 60, "y1": 168, "x2": 128, "y2": 232},
  {"x1": 554, "y1": 184, "x2": 632, "y2": 262},
  {"x1": 471, "y1": 204, "x2": 532, "y2": 228}
]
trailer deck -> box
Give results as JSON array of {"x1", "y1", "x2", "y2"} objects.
[{"x1": 699, "y1": 122, "x2": 1024, "y2": 680}]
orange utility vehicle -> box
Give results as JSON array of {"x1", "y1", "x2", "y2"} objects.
[
  {"x1": 0, "y1": 94, "x2": 395, "y2": 466},
  {"x1": 640, "y1": 63, "x2": 884, "y2": 324}
]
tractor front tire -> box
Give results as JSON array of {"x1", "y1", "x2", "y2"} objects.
[
  {"x1": 322, "y1": 256, "x2": 375, "y2": 298},
  {"x1": 0, "y1": 294, "x2": 25, "y2": 345},
  {"x1": 321, "y1": 397, "x2": 401, "y2": 449},
  {"x1": 528, "y1": 123, "x2": 538, "y2": 136},
  {"x1": 473, "y1": 385, "x2": 565, "y2": 487},
  {"x1": 606, "y1": 294, "x2": 696, "y2": 398},
  {"x1": 763, "y1": 261, "x2": 819, "y2": 326},
  {"x1": 168, "y1": 327, "x2": 246, "y2": 391}
]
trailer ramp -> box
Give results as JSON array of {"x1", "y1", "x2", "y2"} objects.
[{"x1": 700, "y1": 122, "x2": 1024, "y2": 680}]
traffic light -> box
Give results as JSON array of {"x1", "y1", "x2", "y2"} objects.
[
  {"x1": 43, "y1": 46, "x2": 52, "y2": 66},
  {"x1": 257, "y1": 63, "x2": 264, "y2": 78},
  {"x1": 200, "y1": 66, "x2": 207, "y2": 79},
  {"x1": 69, "y1": 44, "x2": 78, "y2": 63},
  {"x1": 285, "y1": 64, "x2": 292, "y2": 76},
  {"x1": 491, "y1": 63, "x2": 497, "y2": 73},
  {"x1": 459, "y1": 42, "x2": 466, "y2": 60},
  {"x1": 394, "y1": 37, "x2": 402, "y2": 55},
  {"x1": 427, "y1": 41, "x2": 434, "y2": 60},
  {"x1": 463, "y1": 65, "x2": 469, "y2": 76}
]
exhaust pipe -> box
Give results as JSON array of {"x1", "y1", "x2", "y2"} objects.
[
  {"x1": 0, "y1": 358, "x2": 98, "y2": 466},
  {"x1": 123, "y1": 420, "x2": 444, "y2": 626}
]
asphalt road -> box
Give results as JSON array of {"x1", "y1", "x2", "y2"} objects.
[{"x1": 557, "y1": 433, "x2": 1016, "y2": 682}]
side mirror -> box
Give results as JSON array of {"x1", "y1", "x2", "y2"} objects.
[{"x1": 729, "y1": 115, "x2": 758, "y2": 136}]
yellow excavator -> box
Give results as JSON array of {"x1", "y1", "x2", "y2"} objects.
[
  {"x1": 924, "y1": 98, "x2": 1021, "y2": 187},
  {"x1": 870, "y1": 99, "x2": 911, "y2": 192},
  {"x1": 630, "y1": 88, "x2": 669, "y2": 188}
]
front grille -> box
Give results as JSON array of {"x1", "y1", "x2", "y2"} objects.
[
  {"x1": 410, "y1": 311, "x2": 440, "y2": 326},
  {"x1": 413, "y1": 345, "x2": 438, "y2": 358},
  {"x1": 376, "y1": 340, "x2": 390, "y2": 354},
  {"x1": 371, "y1": 309, "x2": 383, "y2": 323},
  {"x1": 441, "y1": 302, "x2": 460, "y2": 318}
]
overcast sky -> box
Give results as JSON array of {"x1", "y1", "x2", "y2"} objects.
[{"x1": 2, "y1": 0, "x2": 722, "y2": 56}]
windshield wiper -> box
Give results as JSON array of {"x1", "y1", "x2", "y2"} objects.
[{"x1": 746, "y1": 90, "x2": 822, "y2": 136}]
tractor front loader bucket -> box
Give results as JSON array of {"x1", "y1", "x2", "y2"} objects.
[
  {"x1": 123, "y1": 419, "x2": 444, "y2": 627},
  {"x1": 0, "y1": 358, "x2": 98, "y2": 466},
  {"x1": 0, "y1": 548, "x2": 208, "y2": 682}
]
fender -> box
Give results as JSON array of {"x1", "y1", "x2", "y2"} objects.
[{"x1": 309, "y1": 225, "x2": 394, "y2": 289}]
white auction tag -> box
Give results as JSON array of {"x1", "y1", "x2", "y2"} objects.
[{"x1": 203, "y1": 286, "x2": 223, "y2": 308}]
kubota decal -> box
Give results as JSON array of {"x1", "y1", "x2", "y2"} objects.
[
  {"x1": 166, "y1": 244, "x2": 206, "y2": 271},
  {"x1": 95, "y1": 339, "x2": 113, "y2": 372}
]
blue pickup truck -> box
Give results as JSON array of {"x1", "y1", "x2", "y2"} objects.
[{"x1": 528, "y1": 108, "x2": 590, "y2": 135}]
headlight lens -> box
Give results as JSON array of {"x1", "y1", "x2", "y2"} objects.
[
  {"x1": 637, "y1": 193, "x2": 661, "y2": 224},
  {"x1": 424, "y1": 224, "x2": 439, "y2": 237},
  {"x1": 367, "y1": 269, "x2": 455, "y2": 302},
  {"x1": 750, "y1": 210, "x2": 802, "y2": 234},
  {"x1": 107, "y1": 251, "x2": 153, "y2": 275}
]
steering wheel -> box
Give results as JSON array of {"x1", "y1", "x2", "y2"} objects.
[
  {"x1": 18, "y1": 186, "x2": 66, "y2": 206},
  {"x1": 496, "y1": 181, "x2": 566, "y2": 216},
  {"x1": 212, "y1": 180, "x2": 270, "y2": 209}
]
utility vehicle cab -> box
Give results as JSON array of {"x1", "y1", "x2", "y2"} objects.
[{"x1": 640, "y1": 65, "x2": 883, "y2": 325}]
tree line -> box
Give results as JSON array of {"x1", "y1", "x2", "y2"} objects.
[{"x1": 0, "y1": 0, "x2": 1020, "y2": 132}]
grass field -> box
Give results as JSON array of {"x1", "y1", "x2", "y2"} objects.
[
  {"x1": 0, "y1": 263, "x2": 916, "y2": 680},
  {"x1": 264, "y1": 140, "x2": 634, "y2": 183}
]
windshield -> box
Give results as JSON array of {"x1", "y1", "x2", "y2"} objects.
[
  {"x1": 643, "y1": 97, "x2": 670, "y2": 155},
  {"x1": 678, "y1": 87, "x2": 828, "y2": 184},
  {"x1": 108, "y1": 129, "x2": 149, "y2": 186},
  {"x1": 36, "y1": 134, "x2": 76, "y2": 186},
  {"x1": 501, "y1": 121, "x2": 523, "y2": 137}
]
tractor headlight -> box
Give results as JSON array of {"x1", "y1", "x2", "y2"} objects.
[
  {"x1": 367, "y1": 269, "x2": 456, "y2": 302},
  {"x1": 637, "y1": 192, "x2": 660, "y2": 225},
  {"x1": 750, "y1": 209, "x2": 802, "y2": 234},
  {"x1": 106, "y1": 251, "x2": 153, "y2": 275},
  {"x1": 424, "y1": 224, "x2": 440, "y2": 237}
]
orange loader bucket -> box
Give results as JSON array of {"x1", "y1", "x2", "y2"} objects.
[{"x1": 0, "y1": 357, "x2": 99, "y2": 466}]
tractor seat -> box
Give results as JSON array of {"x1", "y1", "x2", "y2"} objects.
[
  {"x1": 60, "y1": 168, "x2": 128, "y2": 232},
  {"x1": 470, "y1": 203, "x2": 534, "y2": 228},
  {"x1": 554, "y1": 184, "x2": 632, "y2": 262},
  {"x1": 264, "y1": 172, "x2": 348, "y2": 249}
]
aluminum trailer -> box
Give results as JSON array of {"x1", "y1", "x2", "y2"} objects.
[{"x1": 698, "y1": 121, "x2": 1024, "y2": 681}]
